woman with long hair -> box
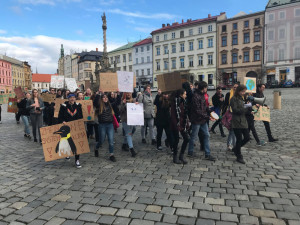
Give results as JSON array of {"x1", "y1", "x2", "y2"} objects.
[
  {"x1": 85, "y1": 88, "x2": 93, "y2": 99},
  {"x1": 119, "y1": 92, "x2": 138, "y2": 157},
  {"x1": 26, "y1": 89, "x2": 45, "y2": 143},
  {"x1": 230, "y1": 84, "x2": 251, "y2": 164}
]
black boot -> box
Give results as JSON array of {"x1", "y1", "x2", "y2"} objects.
[
  {"x1": 122, "y1": 144, "x2": 129, "y2": 151},
  {"x1": 173, "y1": 153, "x2": 181, "y2": 164},
  {"x1": 130, "y1": 148, "x2": 137, "y2": 157},
  {"x1": 179, "y1": 154, "x2": 188, "y2": 164},
  {"x1": 95, "y1": 150, "x2": 99, "y2": 157},
  {"x1": 219, "y1": 124, "x2": 226, "y2": 137}
]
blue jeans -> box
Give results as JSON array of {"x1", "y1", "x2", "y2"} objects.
[
  {"x1": 227, "y1": 129, "x2": 236, "y2": 147},
  {"x1": 122, "y1": 122, "x2": 135, "y2": 149},
  {"x1": 21, "y1": 115, "x2": 30, "y2": 135},
  {"x1": 96, "y1": 123, "x2": 114, "y2": 154},
  {"x1": 188, "y1": 123, "x2": 211, "y2": 156}
]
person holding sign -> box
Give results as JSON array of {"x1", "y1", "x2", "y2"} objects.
[
  {"x1": 210, "y1": 87, "x2": 226, "y2": 138},
  {"x1": 58, "y1": 93, "x2": 83, "y2": 168},
  {"x1": 26, "y1": 89, "x2": 45, "y2": 143}
]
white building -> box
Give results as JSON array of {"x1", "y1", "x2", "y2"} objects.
[
  {"x1": 71, "y1": 54, "x2": 79, "y2": 81},
  {"x1": 151, "y1": 13, "x2": 226, "y2": 87},
  {"x1": 64, "y1": 55, "x2": 72, "y2": 78},
  {"x1": 133, "y1": 38, "x2": 153, "y2": 85},
  {"x1": 31, "y1": 73, "x2": 57, "y2": 91}
]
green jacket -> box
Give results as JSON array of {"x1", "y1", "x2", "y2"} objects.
[{"x1": 230, "y1": 95, "x2": 248, "y2": 129}]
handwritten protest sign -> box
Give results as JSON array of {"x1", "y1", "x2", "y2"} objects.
[
  {"x1": 40, "y1": 119, "x2": 90, "y2": 162},
  {"x1": 157, "y1": 72, "x2": 182, "y2": 93},
  {"x1": 118, "y1": 71, "x2": 134, "y2": 93},
  {"x1": 0, "y1": 93, "x2": 15, "y2": 104},
  {"x1": 54, "y1": 98, "x2": 66, "y2": 117},
  {"x1": 41, "y1": 93, "x2": 56, "y2": 103},
  {"x1": 100, "y1": 73, "x2": 118, "y2": 92},
  {"x1": 84, "y1": 96, "x2": 90, "y2": 100},
  {"x1": 65, "y1": 78, "x2": 78, "y2": 92},
  {"x1": 14, "y1": 86, "x2": 25, "y2": 99},
  {"x1": 77, "y1": 100, "x2": 94, "y2": 121},
  {"x1": 244, "y1": 77, "x2": 256, "y2": 93},
  {"x1": 254, "y1": 106, "x2": 270, "y2": 122},
  {"x1": 51, "y1": 75, "x2": 64, "y2": 89},
  {"x1": 7, "y1": 98, "x2": 18, "y2": 113},
  {"x1": 127, "y1": 103, "x2": 144, "y2": 126}
]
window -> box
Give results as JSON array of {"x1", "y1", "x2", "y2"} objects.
[
  {"x1": 198, "y1": 40, "x2": 203, "y2": 49},
  {"x1": 189, "y1": 57, "x2": 194, "y2": 67},
  {"x1": 279, "y1": 49, "x2": 285, "y2": 61},
  {"x1": 244, "y1": 21, "x2": 249, "y2": 28},
  {"x1": 268, "y1": 50, "x2": 274, "y2": 62},
  {"x1": 147, "y1": 45, "x2": 150, "y2": 51},
  {"x1": 244, "y1": 33, "x2": 250, "y2": 43},
  {"x1": 198, "y1": 55, "x2": 203, "y2": 66},
  {"x1": 129, "y1": 53, "x2": 132, "y2": 61},
  {"x1": 147, "y1": 56, "x2": 150, "y2": 63},
  {"x1": 189, "y1": 29, "x2": 193, "y2": 36},
  {"x1": 208, "y1": 55, "x2": 213, "y2": 65},
  {"x1": 136, "y1": 58, "x2": 138, "y2": 64},
  {"x1": 136, "y1": 70, "x2": 139, "y2": 76},
  {"x1": 129, "y1": 65, "x2": 132, "y2": 71},
  {"x1": 164, "y1": 34, "x2": 168, "y2": 40},
  {"x1": 110, "y1": 57, "x2": 113, "y2": 64},
  {"x1": 208, "y1": 74, "x2": 213, "y2": 85},
  {"x1": 208, "y1": 38, "x2": 213, "y2": 48},
  {"x1": 141, "y1": 69, "x2": 144, "y2": 76},
  {"x1": 164, "y1": 61, "x2": 168, "y2": 70},
  {"x1": 156, "y1": 47, "x2": 160, "y2": 55},
  {"x1": 198, "y1": 27, "x2": 202, "y2": 34},
  {"x1": 232, "y1": 34, "x2": 238, "y2": 45},
  {"x1": 141, "y1": 57, "x2": 144, "y2": 63},
  {"x1": 232, "y1": 53, "x2": 238, "y2": 63},
  {"x1": 254, "y1": 18, "x2": 260, "y2": 26},
  {"x1": 295, "y1": 26, "x2": 300, "y2": 37},
  {"x1": 269, "y1": 14, "x2": 274, "y2": 22},
  {"x1": 208, "y1": 25, "x2": 213, "y2": 32},
  {"x1": 180, "y1": 31, "x2": 184, "y2": 38},
  {"x1": 180, "y1": 43, "x2": 185, "y2": 52},
  {"x1": 123, "y1": 66, "x2": 126, "y2": 71},
  {"x1": 172, "y1": 44, "x2": 176, "y2": 53},
  {"x1": 172, "y1": 59, "x2": 176, "y2": 69},
  {"x1": 164, "y1": 46, "x2": 168, "y2": 54},
  {"x1": 189, "y1": 41, "x2": 194, "y2": 51},
  {"x1": 156, "y1": 61, "x2": 160, "y2": 70},
  {"x1": 279, "y1": 28, "x2": 285, "y2": 39},
  {"x1": 123, "y1": 54, "x2": 126, "y2": 62},
  {"x1": 233, "y1": 23, "x2": 238, "y2": 30},
  {"x1": 268, "y1": 30, "x2": 274, "y2": 40},
  {"x1": 244, "y1": 51, "x2": 249, "y2": 62},
  {"x1": 141, "y1": 47, "x2": 144, "y2": 52},
  {"x1": 279, "y1": 11, "x2": 285, "y2": 20},
  {"x1": 254, "y1": 31, "x2": 261, "y2": 42},
  {"x1": 222, "y1": 54, "x2": 227, "y2": 64},
  {"x1": 222, "y1": 36, "x2": 227, "y2": 47},
  {"x1": 156, "y1": 36, "x2": 159, "y2": 42},
  {"x1": 296, "y1": 8, "x2": 300, "y2": 17},
  {"x1": 295, "y1": 47, "x2": 300, "y2": 59},
  {"x1": 147, "y1": 68, "x2": 150, "y2": 75},
  {"x1": 222, "y1": 25, "x2": 227, "y2": 32},
  {"x1": 135, "y1": 48, "x2": 138, "y2": 53},
  {"x1": 254, "y1": 50, "x2": 260, "y2": 61},
  {"x1": 180, "y1": 58, "x2": 184, "y2": 68},
  {"x1": 172, "y1": 32, "x2": 175, "y2": 39}
]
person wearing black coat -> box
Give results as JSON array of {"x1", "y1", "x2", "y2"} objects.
[
  {"x1": 17, "y1": 93, "x2": 31, "y2": 139},
  {"x1": 210, "y1": 87, "x2": 226, "y2": 137}
]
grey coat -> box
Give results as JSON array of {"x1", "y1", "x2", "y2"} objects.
[
  {"x1": 26, "y1": 98, "x2": 45, "y2": 114},
  {"x1": 138, "y1": 93, "x2": 155, "y2": 119},
  {"x1": 230, "y1": 95, "x2": 248, "y2": 129}
]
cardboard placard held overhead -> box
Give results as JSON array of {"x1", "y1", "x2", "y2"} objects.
[
  {"x1": 253, "y1": 106, "x2": 270, "y2": 122},
  {"x1": 100, "y1": 73, "x2": 118, "y2": 92},
  {"x1": 41, "y1": 93, "x2": 56, "y2": 103},
  {"x1": 54, "y1": 98, "x2": 67, "y2": 118},
  {"x1": 14, "y1": 86, "x2": 25, "y2": 99},
  {"x1": 40, "y1": 119, "x2": 90, "y2": 162},
  {"x1": 51, "y1": 75, "x2": 65, "y2": 89},
  {"x1": 118, "y1": 71, "x2": 134, "y2": 93},
  {"x1": 7, "y1": 98, "x2": 18, "y2": 113},
  {"x1": 157, "y1": 72, "x2": 182, "y2": 93},
  {"x1": 77, "y1": 100, "x2": 95, "y2": 121},
  {"x1": 65, "y1": 78, "x2": 78, "y2": 92},
  {"x1": 244, "y1": 77, "x2": 256, "y2": 93}
]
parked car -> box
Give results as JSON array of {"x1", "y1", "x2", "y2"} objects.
[
  {"x1": 266, "y1": 80, "x2": 279, "y2": 88},
  {"x1": 207, "y1": 84, "x2": 215, "y2": 90},
  {"x1": 282, "y1": 79, "x2": 294, "y2": 88},
  {"x1": 294, "y1": 80, "x2": 300, "y2": 87},
  {"x1": 217, "y1": 84, "x2": 227, "y2": 90}
]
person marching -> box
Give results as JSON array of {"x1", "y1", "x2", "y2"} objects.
[
  {"x1": 58, "y1": 93, "x2": 83, "y2": 168},
  {"x1": 17, "y1": 92, "x2": 31, "y2": 139},
  {"x1": 210, "y1": 87, "x2": 226, "y2": 137}
]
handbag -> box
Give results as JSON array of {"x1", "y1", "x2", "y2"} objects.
[
  {"x1": 113, "y1": 114, "x2": 119, "y2": 129},
  {"x1": 221, "y1": 110, "x2": 232, "y2": 130}
]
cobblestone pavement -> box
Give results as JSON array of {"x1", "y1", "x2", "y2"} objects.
[{"x1": 0, "y1": 88, "x2": 299, "y2": 225}]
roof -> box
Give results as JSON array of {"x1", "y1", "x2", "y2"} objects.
[
  {"x1": 133, "y1": 38, "x2": 152, "y2": 47},
  {"x1": 151, "y1": 15, "x2": 220, "y2": 35},
  {"x1": 218, "y1": 11, "x2": 264, "y2": 23},
  {"x1": 109, "y1": 41, "x2": 140, "y2": 54},
  {"x1": 266, "y1": 0, "x2": 300, "y2": 8},
  {"x1": 78, "y1": 51, "x2": 103, "y2": 63},
  {"x1": 32, "y1": 73, "x2": 58, "y2": 83},
  {"x1": 0, "y1": 55, "x2": 23, "y2": 66}
]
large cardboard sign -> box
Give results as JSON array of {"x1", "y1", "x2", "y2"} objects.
[
  {"x1": 100, "y1": 73, "x2": 118, "y2": 92},
  {"x1": 244, "y1": 77, "x2": 256, "y2": 93},
  {"x1": 254, "y1": 106, "x2": 270, "y2": 122},
  {"x1": 14, "y1": 86, "x2": 25, "y2": 99},
  {"x1": 157, "y1": 72, "x2": 182, "y2": 93},
  {"x1": 77, "y1": 100, "x2": 95, "y2": 121},
  {"x1": 65, "y1": 78, "x2": 78, "y2": 92},
  {"x1": 51, "y1": 75, "x2": 64, "y2": 89},
  {"x1": 118, "y1": 71, "x2": 134, "y2": 93},
  {"x1": 40, "y1": 119, "x2": 90, "y2": 162},
  {"x1": 0, "y1": 93, "x2": 15, "y2": 104},
  {"x1": 127, "y1": 103, "x2": 144, "y2": 126},
  {"x1": 41, "y1": 93, "x2": 56, "y2": 103},
  {"x1": 7, "y1": 98, "x2": 18, "y2": 113},
  {"x1": 54, "y1": 98, "x2": 67, "y2": 117}
]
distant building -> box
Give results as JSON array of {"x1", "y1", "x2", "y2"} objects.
[
  {"x1": 23, "y1": 61, "x2": 32, "y2": 91},
  {"x1": 32, "y1": 73, "x2": 58, "y2": 91},
  {"x1": 58, "y1": 44, "x2": 65, "y2": 75},
  {"x1": 71, "y1": 53, "x2": 79, "y2": 81},
  {"x1": 64, "y1": 55, "x2": 72, "y2": 78},
  {"x1": 0, "y1": 57, "x2": 12, "y2": 93}
]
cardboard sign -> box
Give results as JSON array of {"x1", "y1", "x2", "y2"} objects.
[
  {"x1": 127, "y1": 103, "x2": 144, "y2": 126},
  {"x1": 157, "y1": 72, "x2": 182, "y2": 93},
  {"x1": 41, "y1": 93, "x2": 56, "y2": 103},
  {"x1": 51, "y1": 75, "x2": 64, "y2": 89},
  {"x1": 84, "y1": 96, "x2": 90, "y2": 100},
  {"x1": 118, "y1": 71, "x2": 134, "y2": 93},
  {"x1": 40, "y1": 119, "x2": 90, "y2": 162},
  {"x1": 77, "y1": 100, "x2": 95, "y2": 121},
  {"x1": 54, "y1": 98, "x2": 67, "y2": 117},
  {"x1": 7, "y1": 98, "x2": 18, "y2": 113},
  {"x1": 244, "y1": 77, "x2": 256, "y2": 93},
  {"x1": 254, "y1": 106, "x2": 270, "y2": 122},
  {"x1": 14, "y1": 86, "x2": 25, "y2": 99},
  {"x1": 65, "y1": 78, "x2": 78, "y2": 92},
  {"x1": 100, "y1": 73, "x2": 118, "y2": 92}
]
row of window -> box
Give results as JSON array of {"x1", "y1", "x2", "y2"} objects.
[
  {"x1": 267, "y1": 26, "x2": 300, "y2": 41},
  {"x1": 221, "y1": 18, "x2": 261, "y2": 33},
  {"x1": 156, "y1": 54, "x2": 214, "y2": 71},
  {"x1": 110, "y1": 53, "x2": 133, "y2": 64},
  {"x1": 221, "y1": 31, "x2": 261, "y2": 47},
  {"x1": 135, "y1": 68, "x2": 151, "y2": 76},
  {"x1": 1, "y1": 71, "x2": 11, "y2": 76},
  {"x1": 268, "y1": 8, "x2": 300, "y2": 22},
  {"x1": 32, "y1": 83, "x2": 47, "y2": 88},
  {"x1": 221, "y1": 50, "x2": 261, "y2": 64},
  {"x1": 0, "y1": 63, "x2": 11, "y2": 69},
  {"x1": 135, "y1": 56, "x2": 151, "y2": 64},
  {"x1": 156, "y1": 25, "x2": 213, "y2": 42},
  {"x1": 135, "y1": 45, "x2": 151, "y2": 53},
  {"x1": 0, "y1": 78, "x2": 11, "y2": 85},
  {"x1": 267, "y1": 47, "x2": 300, "y2": 62}
]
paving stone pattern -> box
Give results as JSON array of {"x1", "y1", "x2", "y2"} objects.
[{"x1": 0, "y1": 88, "x2": 300, "y2": 224}]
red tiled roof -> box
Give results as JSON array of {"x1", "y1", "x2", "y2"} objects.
[
  {"x1": 151, "y1": 16, "x2": 219, "y2": 35},
  {"x1": 133, "y1": 38, "x2": 152, "y2": 47},
  {"x1": 32, "y1": 73, "x2": 58, "y2": 83}
]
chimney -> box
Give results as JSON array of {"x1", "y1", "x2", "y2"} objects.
[
  {"x1": 162, "y1": 24, "x2": 165, "y2": 27},
  {"x1": 167, "y1": 23, "x2": 170, "y2": 26},
  {"x1": 208, "y1": 14, "x2": 211, "y2": 18},
  {"x1": 96, "y1": 48, "x2": 98, "y2": 52},
  {"x1": 182, "y1": 19, "x2": 184, "y2": 24},
  {"x1": 220, "y1": 12, "x2": 225, "y2": 15}
]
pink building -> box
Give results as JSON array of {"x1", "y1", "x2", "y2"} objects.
[{"x1": 0, "y1": 59, "x2": 12, "y2": 93}]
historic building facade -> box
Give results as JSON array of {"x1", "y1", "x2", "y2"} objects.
[
  {"x1": 32, "y1": 73, "x2": 57, "y2": 91},
  {"x1": 23, "y1": 61, "x2": 32, "y2": 91},
  {"x1": 0, "y1": 57, "x2": 12, "y2": 93},
  {"x1": 64, "y1": 54, "x2": 72, "y2": 78},
  {"x1": 58, "y1": 44, "x2": 65, "y2": 75},
  {"x1": 1, "y1": 55, "x2": 25, "y2": 89}
]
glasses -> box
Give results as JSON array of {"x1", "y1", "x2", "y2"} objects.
[
  {"x1": 102, "y1": 97, "x2": 108, "y2": 99},
  {"x1": 33, "y1": 92, "x2": 38, "y2": 93}
]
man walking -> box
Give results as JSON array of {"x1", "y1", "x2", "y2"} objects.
[{"x1": 210, "y1": 86, "x2": 226, "y2": 137}]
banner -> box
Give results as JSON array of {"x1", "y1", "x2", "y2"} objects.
[
  {"x1": 65, "y1": 78, "x2": 78, "y2": 92},
  {"x1": 14, "y1": 86, "x2": 25, "y2": 99},
  {"x1": 40, "y1": 119, "x2": 90, "y2": 162},
  {"x1": 51, "y1": 75, "x2": 64, "y2": 89},
  {"x1": 0, "y1": 93, "x2": 15, "y2": 104},
  {"x1": 117, "y1": 71, "x2": 134, "y2": 93},
  {"x1": 54, "y1": 98, "x2": 66, "y2": 117},
  {"x1": 254, "y1": 106, "x2": 270, "y2": 122},
  {"x1": 41, "y1": 93, "x2": 56, "y2": 103},
  {"x1": 244, "y1": 77, "x2": 256, "y2": 93},
  {"x1": 127, "y1": 103, "x2": 144, "y2": 126},
  {"x1": 157, "y1": 72, "x2": 182, "y2": 93},
  {"x1": 99, "y1": 73, "x2": 118, "y2": 92},
  {"x1": 77, "y1": 100, "x2": 95, "y2": 121},
  {"x1": 7, "y1": 98, "x2": 18, "y2": 113}
]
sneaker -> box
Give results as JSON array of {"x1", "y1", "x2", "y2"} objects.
[
  {"x1": 269, "y1": 137, "x2": 278, "y2": 142},
  {"x1": 157, "y1": 146, "x2": 163, "y2": 151},
  {"x1": 142, "y1": 139, "x2": 147, "y2": 144},
  {"x1": 66, "y1": 157, "x2": 70, "y2": 161},
  {"x1": 34, "y1": 138, "x2": 37, "y2": 142},
  {"x1": 27, "y1": 134, "x2": 31, "y2": 140},
  {"x1": 205, "y1": 155, "x2": 216, "y2": 161},
  {"x1": 109, "y1": 155, "x2": 116, "y2": 162},
  {"x1": 221, "y1": 134, "x2": 226, "y2": 138},
  {"x1": 17, "y1": 121, "x2": 20, "y2": 124},
  {"x1": 122, "y1": 144, "x2": 129, "y2": 152},
  {"x1": 210, "y1": 129, "x2": 216, "y2": 134},
  {"x1": 151, "y1": 139, "x2": 157, "y2": 145},
  {"x1": 75, "y1": 160, "x2": 82, "y2": 168},
  {"x1": 257, "y1": 140, "x2": 266, "y2": 146},
  {"x1": 237, "y1": 158, "x2": 245, "y2": 164},
  {"x1": 24, "y1": 134, "x2": 27, "y2": 138},
  {"x1": 130, "y1": 148, "x2": 137, "y2": 157},
  {"x1": 227, "y1": 145, "x2": 233, "y2": 151},
  {"x1": 187, "y1": 152, "x2": 197, "y2": 158}
]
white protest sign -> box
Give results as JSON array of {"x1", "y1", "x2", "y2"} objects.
[
  {"x1": 65, "y1": 78, "x2": 78, "y2": 92},
  {"x1": 51, "y1": 75, "x2": 64, "y2": 89},
  {"x1": 127, "y1": 103, "x2": 144, "y2": 126},
  {"x1": 117, "y1": 71, "x2": 134, "y2": 93}
]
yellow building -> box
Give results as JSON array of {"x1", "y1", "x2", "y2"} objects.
[{"x1": 23, "y1": 61, "x2": 32, "y2": 91}]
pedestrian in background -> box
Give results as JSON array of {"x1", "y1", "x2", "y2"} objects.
[{"x1": 17, "y1": 92, "x2": 31, "y2": 139}]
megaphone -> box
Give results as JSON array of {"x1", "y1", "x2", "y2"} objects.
[{"x1": 247, "y1": 96, "x2": 266, "y2": 105}]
